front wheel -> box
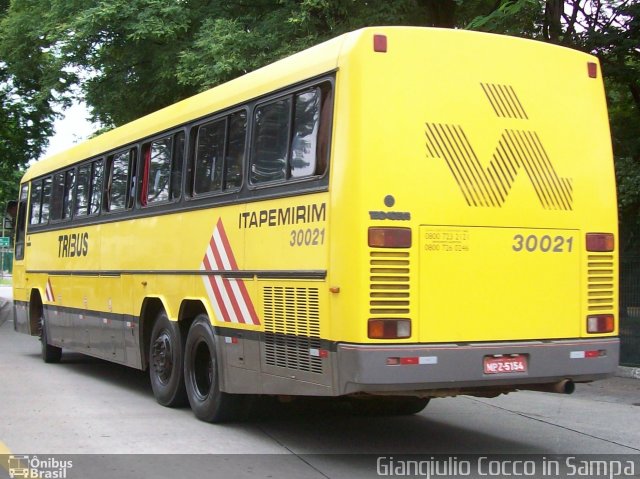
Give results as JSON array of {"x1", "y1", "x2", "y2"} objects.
[{"x1": 184, "y1": 314, "x2": 242, "y2": 422}]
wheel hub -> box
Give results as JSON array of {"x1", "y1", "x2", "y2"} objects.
[{"x1": 152, "y1": 331, "x2": 173, "y2": 383}]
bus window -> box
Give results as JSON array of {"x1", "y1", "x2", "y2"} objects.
[
  {"x1": 291, "y1": 88, "x2": 321, "y2": 178},
  {"x1": 171, "y1": 131, "x2": 185, "y2": 200},
  {"x1": 75, "y1": 163, "x2": 91, "y2": 217},
  {"x1": 62, "y1": 169, "x2": 76, "y2": 219},
  {"x1": 108, "y1": 151, "x2": 131, "y2": 211},
  {"x1": 40, "y1": 176, "x2": 52, "y2": 223},
  {"x1": 89, "y1": 159, "x2": 103, "y2": 215},
  {"x1": 145, "y1": 137, "x2": 172, "y2": 204},
  {"x1": 194, "y1": 119, "x2": 226, "y2": 194},
  {"x1": 251, "y1": 98, "x2": 291, "y2": 184},
  {"x1": 50, "y1": 172, "x2": 65, "y2": 221},
  {"x1": 251, "y1": 83, "x2": 331, "y2": 185},
  {"x1": 29, "y1": 180, "x2": 42, "y2": 225},
  {"x1": 225, "y1": 111, "x2": 246, "y2": 190}
]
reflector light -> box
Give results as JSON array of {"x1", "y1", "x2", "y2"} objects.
[
  {"x1": 586, "y1": 233, "x2": 614, "y2": 252},
  {"x1": 587, "y1": 62, "x2": 598, "y2": 78},
  {"x1": 587, "y1": 314, "x2": 614, "y2": 333},
  {"x1": 368, "y1": 228, "x2": 412, "y2": 248},
  {"x1": 400, "y1": 357, "x2": 419, "y2": 365},
  {"x1": 571, "y1": 349, "x2": 607, "y2": 359},
  {"x1": 373, "y1": 34, "x2": 387, "y2": 53},
  {"x1": 368, "y1": 319, "x2": 411, "y2": 339}
]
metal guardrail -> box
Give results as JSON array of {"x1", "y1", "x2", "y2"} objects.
[{"x1": 620, "y1": 255, "x2": 640, "y2": 367}]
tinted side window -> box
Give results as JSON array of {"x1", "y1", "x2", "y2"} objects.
[
  {"x1": 250, "y1": 83, "x2": 332, "y2": 185},
  {"x1": 75, "y1": 164, "x2": 91, "y2": 217},
  {"x1": 225, "y1": 111, "x2": 246, "y2": 190},
  {"x1": 194, "y1": 119, "x2": 226, "y2": 194},
  {"x1": 291, "y1": 88, "x2": 321, "y2": 178},
  {"x1": 145, "y1": 137, "x2": 172, "y2": 204},
  {"x1": 41, "y1": 176, "x2": 52, "y2": 223},
  {"x1": 171, "y1": 132, "x2": 185, "y2": 200},
  {"x1": 50, "y1": 172, "x2": 65, "y2": 221},
  {"x1": 108, "y1": 151, "x2": 131, "y2": 212},
  {"x1": 62, "y1": 169, "x2": 75, "y2": 219},
  {"x1": 251, "y1": 98, "x2": 291, "y2": 184},
  {"x1": 89, "y1": 160, "x2": 103, "y2": 215},
  {"x1": 29, "y1": 180, "x2": 42, "y2": 225}
]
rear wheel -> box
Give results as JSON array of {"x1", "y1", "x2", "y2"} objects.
[
  {"x1": 149, "y1": 311, "x2": 187, "y2": 407},
  {"x1": 184, "y1": 314, "x2": 242, "y2": 422},
  {"x1": 41, "y1": 314, "x2": 62, "y2": 364}
]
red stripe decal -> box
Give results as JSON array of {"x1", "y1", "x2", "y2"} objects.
[
  {"x1": 223, "y1": 278, "x2": 246, "y2": 324},
  {"x1": 202, "y1": 254, "x2": 230, "y2": 322},
  {"x1": 216, "y1": 218, "x2": 239, "y2": 270}
]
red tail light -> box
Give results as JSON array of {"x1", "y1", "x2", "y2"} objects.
[
  {"x1": 587, "y1": 62, "x2": 598, "y2": 78},
  {"x1": 368, "y1": 228, "x2": 411, "y2": 248},
  {"x1": 587, "y1": 314, "x2": 614, "y2": 333},
  {"x1": 586, "y1": 233, "x2": 614, "y2": 252},
  {"x1": 368, "y1": 319, "x2": 411, "y2": 339}
]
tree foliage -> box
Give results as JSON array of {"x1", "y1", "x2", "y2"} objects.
[{"x1": 0, "y1": 0, "x2": 638, "y2": 250}]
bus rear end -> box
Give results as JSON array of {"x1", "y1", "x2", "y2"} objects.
[{"x1": 331, "y1": 27, "x2": 618, "y2": 397}]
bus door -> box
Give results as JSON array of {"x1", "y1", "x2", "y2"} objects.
[{"x1": 12, "y1": 184, "x2": 30, "y2": 333}]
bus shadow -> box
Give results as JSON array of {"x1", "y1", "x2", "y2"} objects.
[
  {"x1": 26, "y1": 350, "x2": 154, "y2": 398},
  {"x1": 23, "y1": 350, "x2": 541, "y2": 453},
  {"x1": 243, "y1": 396, "x2": 542, "y2": 454}
]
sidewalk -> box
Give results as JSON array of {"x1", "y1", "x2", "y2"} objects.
[{"x1": 617, "y1": 365, "x2": 640, "y2": 380}]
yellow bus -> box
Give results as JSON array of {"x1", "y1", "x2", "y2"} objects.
[{"x1": 10, "y1": 26, "x2": 619, "y2": 422}]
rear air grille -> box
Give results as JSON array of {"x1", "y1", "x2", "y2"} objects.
[
  {"x1": 263, "y1": 286, "x2": 322, "y2": 374},
  {"x1": 586, "y1": 254, "x2": 615, "y2": 313},
  {"x1": 369, "y1": 251, "x2": 410, "y2": 315},
  {"x1": 480, "y1": 83, "x2": 528, "y2": 119}
]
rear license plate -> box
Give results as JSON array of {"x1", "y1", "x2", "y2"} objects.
[{"x1": 483, "y1": 355, "x2": 528, "y2": 374}]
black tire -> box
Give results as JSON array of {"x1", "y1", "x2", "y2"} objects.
[
  {"x1": 41, "y1": 315, "x2": 62, "y2": 364},
  {"x1": 149, "y1": 311, "x2": 188, "y2": 407},
  {"x1": 184, "y1": 314, "x2": 242, "y2": 422},
  {"x1": 350, "y1": 397, "x2": 430, "y2": 416}
]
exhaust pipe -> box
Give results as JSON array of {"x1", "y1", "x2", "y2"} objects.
[{"x1": 522, "y1": 379, "x2": 575, "y2": 395}]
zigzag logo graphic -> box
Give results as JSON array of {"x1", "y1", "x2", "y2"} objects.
[{"x1": 425, "y1": 84, "x2": 573, "y2": 211}]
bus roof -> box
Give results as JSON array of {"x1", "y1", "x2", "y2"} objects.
[{"x1": 22, "y1": 26, "x2": 594, "y2": 182}]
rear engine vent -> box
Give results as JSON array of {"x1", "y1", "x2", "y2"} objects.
[
  {"x1": 263, "y1": 286, "x2": 322, "y2": 374},
  {"x1": 369, "y1": 251, "x2": 411, "y2": 315},
  {"x1": 586, "y1": 254, "x2": 615, "y2": 313}
]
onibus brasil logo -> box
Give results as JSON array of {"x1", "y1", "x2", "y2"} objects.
[{"x1": 7, "y1": 455, "x2": 72, "y2": 479}]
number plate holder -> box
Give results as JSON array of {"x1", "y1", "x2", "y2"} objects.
[{"x1": 483, "y1": 354, "x2": 528, "y2": 374}]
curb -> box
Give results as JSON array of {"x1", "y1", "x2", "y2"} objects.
[{"x1": 616, "y1": 366, "x2": 640, "y2": 380}]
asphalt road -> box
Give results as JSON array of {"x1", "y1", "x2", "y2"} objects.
[{"x1": 0, "y1": 287, "x2": 639, "y2": 478}]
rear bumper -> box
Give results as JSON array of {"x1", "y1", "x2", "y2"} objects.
[{"x1": 336, "y1": 338, "x2": 619, "y2": 395}]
